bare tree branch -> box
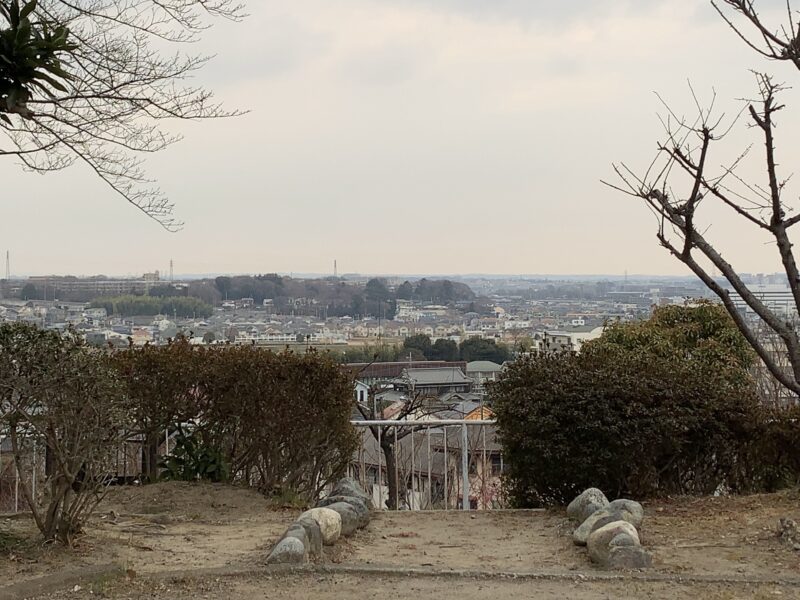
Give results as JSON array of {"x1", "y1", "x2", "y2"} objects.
[{"x1": 1, "y1": 0, "x2": 246, "y2": 230}]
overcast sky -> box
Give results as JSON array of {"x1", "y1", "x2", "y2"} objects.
[{"x1": 3, "y1": 0, "x2": 800, "y2": 277}]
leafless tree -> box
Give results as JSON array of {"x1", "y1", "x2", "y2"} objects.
[
  {"x1": 0, "y1": 0, "x2": 244, "y2": 230},
  {"x1": 355, "y1": 383, "x2": 434, "y2": 509},
  {"x1": 605, "y1": 1, "x2": 800, "y2": 397}
]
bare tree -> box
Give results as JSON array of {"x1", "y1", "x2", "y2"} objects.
[
  {"x1": 0, "y1": 0, "x2": 244, "y2": 230},
  {"x1": 0, "y1": 323, "x2": 130, "y2": 544},
  {"x1": 355, "y1": 383, "x2": 433, "y2": 509},
  {"x1": 605, "y1": 1, "x2": 800, "y2": 398}
]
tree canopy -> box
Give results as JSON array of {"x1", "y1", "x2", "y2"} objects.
[{"x1": 0, "y1": 0, "x2": 243, "y2": 229}]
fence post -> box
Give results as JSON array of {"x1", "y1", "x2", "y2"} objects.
[{"x1": 461, "y1": 423, "x2": 469, "y2": 511}]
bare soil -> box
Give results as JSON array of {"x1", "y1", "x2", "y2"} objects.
[
  {"x1": 344, "y1": 490, "x2": 800, "y2": 579},
  {"x1": 5, "y1": 485, "x2": 800, "y2": 599},
  {"x1": 28, "y1": 572, "x2": 800, "y2": 600},
  {"x1": 0, "y1": 481, "x2": 295, "y2": 584}
]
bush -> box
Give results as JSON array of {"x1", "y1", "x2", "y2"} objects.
[
  {"x1": 159, "y1": 426, "x2": 229, "y2": 483},
  {"x1": 0, "y1": 323, "x2": 130, "y2": 544},
  {"x1": 493, "y1": 349, "x2": 766, "y2": 506},
  {"x1": 197, "y1": 348, "x2": 358, "y2": 502},
  {"x1": 491, "y1": 304, "x2": 790, "y2": 507},
  {"x1": 113, "y1": 343, "x2": 358, "y2": 503}
]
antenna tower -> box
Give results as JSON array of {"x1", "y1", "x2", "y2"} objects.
[
  {"x1": 4, "y1": 251, "x2": 9, "y2": 280},
  {"x1": 170, "y1": 259, "x2": 174, "y2": 282}
]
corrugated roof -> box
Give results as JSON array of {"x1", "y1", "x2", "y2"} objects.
[{"x1": 401, "y1": 367, "x2": 471, "y2": 386}]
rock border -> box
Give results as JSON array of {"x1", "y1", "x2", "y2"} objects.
[
  {"x1": 567, "y1": 488, "x2": 652, "y2": 570},
  {"x1": 266, "y1": 477, "x2": 372, "y2": 565}
]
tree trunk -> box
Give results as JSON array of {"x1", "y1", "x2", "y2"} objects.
[
  {"x1": 142, "y1": 432, "x2": 160, "y2": 481},
  {"x1": 381, "y1": 441, "x2": 398, "y2": 510}
]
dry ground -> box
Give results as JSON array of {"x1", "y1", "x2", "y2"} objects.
[
  {"x1": 25, "y1": 572, "x2": 800, "y2": 600},
  {"x1": 2, "y1": 483, "x2": 800, "y2": 599},
  {"x1": 0, "y1": 481, "x2": 295, "y2": 584},
  {"x1": 345, "y1": 491, "x2": 800, "y2": 578}
]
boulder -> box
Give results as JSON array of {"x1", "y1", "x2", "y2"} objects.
[
  {"x1": 283, "y1": 523, "x2": 309, "y2": 549},
  {"x1": 610, "y1": 532, "x2": 638, "y2": 548},
  {"x1": 324, "y1": 501, "x2": 361, "y2": 536},
  {"x1": 299, "y1": 507, "x2": 342, "y2": 545},
  {"x1": 587, "y1": 520, "x2": 640, "y2": 565},
  {"x1": 567, "y1": 488, "x2": 609, "y2": 522},
  {"x1": 317, "y1": 495, "x2": 370, "y2": 527},
  {"x1": 331, "y1": 477, "x2": 373, "y2": 509},
  {"x1": 573, "y1": 506, "x2": 642, "y2": 546},
  {"x1": 266, "y1": 537, "x2": 307, "y2": 564},
  {"x1": 294, "y1": 516, "x2": 323, "y2": 558},
  {"x1": 607, "y1": 546, "x2": 653, "y2": 569},
  {"x1": 607, "y1": 499, "x2": 644, "y2": 528}
]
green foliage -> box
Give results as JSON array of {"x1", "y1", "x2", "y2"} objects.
[
  {"x1": 430, "y1": 338, "x2": 459, "y2": 361},
  {"x1": 402, "y1": 334, "x2": 510, "y2": 363},
  {"x1": 403, "y1": 334, "x2": 432, "y2": 358},
  {"x1": 19, "y1": 282, "x2": 39, "y2": 300},
  {"x1": 459, "y1": 337, "x2": 511, "y2": 363},
  {"x1": 90, "y1": 295, "x2": 212, "y2": 318},
  {"x1": 159, "y1": 427, "x2": 229, "y2": 483},
  {"x1": 587, "y1": 302, "x2": 755, "y2": 373},
  {"x1": 0, "y1": 0, "x2": 75, "y2": 119},
  {"x1": 492, "y1": 304, "x2": 780, "y2": 507}
]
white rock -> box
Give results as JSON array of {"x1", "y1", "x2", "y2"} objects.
[
  {"x1": 567, "y1": 488, "x2": 609, "y2": 522},
  {"x1": 300, "y1": 507, "x2": 342, "y2": 545},
  {"x1": 587, "y1": 520, "x2": 640, "y2": 565}
]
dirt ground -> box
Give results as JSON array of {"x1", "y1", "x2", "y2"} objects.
[
  {"x1": 344, "y1": 490, "x2": 800, "y2": 579},
  {"x1": 26, "y1": 572, "x2": 800, "y2": 600},
  {"x1": 4, "y1": 484, "x2": 800, "y2": 599},
  {"x1": 0, "y1": 481, "x2": 295, "y2": 584}
]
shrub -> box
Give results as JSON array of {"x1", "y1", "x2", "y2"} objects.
[
  {"x1": 159, "y1": 426, "x2": 229, "y2": 483},
  {"x1": 491, "y1": 304, "x2": 777, "y2": 507},
  {"x1": 197, "y1": 347, "x2": 358, "y2": 502},
  {"x1": 0, "y1": 323, "x2": 130, "y2": 544},
  {"x1": 113, "y1": 344, "x2": 358, "y2": 503}
]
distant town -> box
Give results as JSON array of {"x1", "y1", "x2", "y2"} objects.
[{"x1": 0, "y1": 265, "x2": 793, "y2": 358}]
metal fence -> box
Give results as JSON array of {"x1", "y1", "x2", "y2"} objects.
[{"x1": 348, "y1": 419, "x2": 505, "y2": 511}]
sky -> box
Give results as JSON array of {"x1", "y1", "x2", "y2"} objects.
[{"x1": 3, "y1": 0, "x2": 800, "y2": 277}]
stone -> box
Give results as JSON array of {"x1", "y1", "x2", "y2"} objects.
[
  {"x1": 266, "y1": 537, "x2": 307, "y2": 564},
  {"x1": 573, "y1": 508, "x2": 636, "y2": 546},
  {"x1": 606, "y1": 546, "x2": 653, "y2": 569},
  {"x1": 299, "y1": 507, "x2": 341, "y2": 545},
  {"x1": 609, "y1": 532, "x2": 638, "y2": 548},
  {"x1": 283, "y1": 523, "x2": 309, "y2": 549},
  {"x1": 317, "y1": 495, "x2": 370, "y2": 527},
  {"x1": 587, "y1": 520, "x2": 640, "y2": 565},
  {"x1": 331, "y1": 477, "x2": 373, "y2": 509},
  {"x1": 295, "y1": 516, "x2": 323, "y2": 557},
  {"x1": 607, "y1": 499, "x2": 644, "y2": 528},
  {"x1": 777, "y1": 517, "x2": 800, "y2": 550},
  {"x1": 324, "y1": 501, "x2": 361, "y2": 536},
  {"x1": 567, "y1": 488, "x2": 609, "y2": 522}
]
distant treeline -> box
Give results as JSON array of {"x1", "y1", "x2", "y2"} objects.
[
  {"x1": 90, "y1": 295, "x2": 213, "y2": 318},
  {"x1": 333, "y1": 335, "x2": 511, "y2": 365},
  {"x1": 209, "y1": 275, "x2": 476, "y2": 318}
]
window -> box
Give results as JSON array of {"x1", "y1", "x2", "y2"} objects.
[{"x1": 491, "y1": 454, "x2": 504, "y2": 475}]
